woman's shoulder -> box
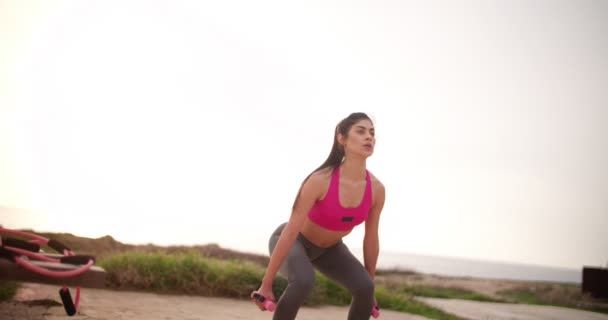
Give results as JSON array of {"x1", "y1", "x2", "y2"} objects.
[
  {"x1": 310, "y1": 166, "x2": 334, "y2": 180},
  {"x1": 304, "y1": 167, "x2": 333, "y2": 187},
  {"x1": 299, "y1": 167, "x2": 333, "y2": 200},
  {"x1": 367, "y1": 171, "x2": 386, "y2": 210},
  {"x1": 367, "y1": 170, "x2": 385, "y2": 192}
]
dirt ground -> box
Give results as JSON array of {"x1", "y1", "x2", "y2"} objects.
[
  {"x1": 1, "y1": 283, "x2": 426, "y2": 320},
  {"x1": 2, "y1": 282, "x2": 608, "y2": 320}
]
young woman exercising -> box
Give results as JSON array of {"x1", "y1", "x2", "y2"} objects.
[{"x1": 253, "y1": 112, "x2": 386, "y2": 320}]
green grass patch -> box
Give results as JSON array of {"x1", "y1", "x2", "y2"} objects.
[
  {"x1": 587, "y1": 306, "x2": 608, "y2": 315},
  {"x1": 100, "y1": 250, "x2": 264, "y2": 298},
  {"x1": 401, "y1": 285, "x2": 502, "y2": 302},
  {"x1": 498, "y1": 285, "x2": 608, "y2": 315},
  {"x1": 0, "y1": 281, "x2": 19, "y2": 301},
  {"x1": 499, "y1": 288, "x2": 546, "y2": 305},
  {"x1": 99, "y1": 251, "x2": 466, "y2": 319},
  {"x1": 375, "y1": 287, "x2": 463, "y2": 320}
]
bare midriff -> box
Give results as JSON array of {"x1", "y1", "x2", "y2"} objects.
[{"x1": 300, "y1": 217, "x2": 352, "y2": 248}]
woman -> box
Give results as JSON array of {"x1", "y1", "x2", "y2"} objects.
[{"x1": 253, "y1": 112, "x2": 386, "y2": 320}]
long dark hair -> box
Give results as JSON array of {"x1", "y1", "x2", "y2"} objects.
[{"x1": 291, "y1": 112, "x2": 372, "y2": 210}]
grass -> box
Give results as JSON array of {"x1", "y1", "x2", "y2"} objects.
[
  {"x1": 403, "y1": 285, "x2": 502, "y2": 302},
  {"x1": 374, "y1": 287, "x2": 463, "y2": 320},
  {"x1": 0, "y1": 281, "x2": 61, "y2": 307},
  {"x1": 3, "y1": 229, "x2": 606, "y2": 318},
  {"x1": 376, "y1": 275, "x2": 503, "y2": 303},
  {"x1": 0, "y1": 281, "x2": 19, "y2": 301},
  {"x1": 499, "y1": 288, "x2": 546, "y2": 304},
  {"x1": 498, "y1": 284, "x2": 608, "y2": 315},
  {"x1": 100, "y1": 250, "x2": 264, "y2": 298},
  {"x1": 98, "y1": 251, "x2": 466, "y2": 319}
]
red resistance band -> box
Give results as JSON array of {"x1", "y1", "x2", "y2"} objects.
[{"x1": 0, "y1": 226, "x2": 96, "y2": 316}]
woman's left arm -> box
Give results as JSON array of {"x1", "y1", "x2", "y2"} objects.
[{"x1": 364, "y1": 180, "x2": 385, "y2": 279}]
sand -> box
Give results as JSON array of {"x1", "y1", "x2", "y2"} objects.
[{"x1": 2, "y1": 282, "x2": 608, "y2": 320}]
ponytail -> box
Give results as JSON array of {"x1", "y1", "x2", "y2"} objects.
[{"x1": 291, "y1": 112, "x2": 371, "y2": 210}]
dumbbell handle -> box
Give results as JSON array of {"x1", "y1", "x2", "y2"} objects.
[
  {"x1": 372, "y1": 303, "x2": 380, "y2": 318},
  {"x1": 252, "y1": 292, "x2": 276, "y2": 312}
]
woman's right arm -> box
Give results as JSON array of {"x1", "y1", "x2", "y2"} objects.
[{"x1": 258, "y1": 172, "x2": 325, "y2": 294}]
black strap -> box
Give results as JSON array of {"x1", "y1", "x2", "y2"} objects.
[
  {"x1": 3, "y1": 237, "x2": 41, "y2": 252},
  {"x1": 60, "y1": 255, "x2": 95, "y2": 265},
  {"x1": 0, "y1": 246, "x2": 17, "y2": 261},
  {"x1": 48, "y1": 239, "x2": 70, "y2": 253}
]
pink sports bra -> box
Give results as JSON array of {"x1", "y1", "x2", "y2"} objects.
[{"x1": 307, "y1": 166, "x2": 373, "y2": 231}]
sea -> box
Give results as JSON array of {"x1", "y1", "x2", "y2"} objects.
[{"x1": 350, "y1": 249, "x2": 582, "y2": 284}]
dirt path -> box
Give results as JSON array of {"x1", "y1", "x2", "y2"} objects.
[
  {"x1": 3, "y1": 283, "x2": 427, "y2": 320},
  {"x1": 5, "y1": 283, "x2": 608, "y2": 320},
  {"x1": 417, "y1": 297, "x2": 608, "y2": 320}
]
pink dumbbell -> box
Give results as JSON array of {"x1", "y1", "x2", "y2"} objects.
[
  {"x1": 371, "y1": 303, "x2": 380, "y2": 318},
  {"x1": 251, "y1": 292, "x2": 276, "y2": 312}
]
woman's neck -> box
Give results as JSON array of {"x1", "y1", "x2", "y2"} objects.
[{"x1": 340, "y1": 157, "x2": 367, "y2": 181}]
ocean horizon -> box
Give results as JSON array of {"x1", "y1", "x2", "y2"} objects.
[{"x1": 351, "y1": 249, "x2": 582, "y2": 284}]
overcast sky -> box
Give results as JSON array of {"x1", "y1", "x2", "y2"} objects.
[{"x1": 1, "y1": 0, "x2": 607, "y2": 270}]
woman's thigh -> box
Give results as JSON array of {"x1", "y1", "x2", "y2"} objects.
[{"x1": 312, "y1": 242, "x2": 372, "y2": 290}]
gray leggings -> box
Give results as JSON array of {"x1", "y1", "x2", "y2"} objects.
[{"x1": 268, "y1": 222, "x2": 375, "y2": 320}]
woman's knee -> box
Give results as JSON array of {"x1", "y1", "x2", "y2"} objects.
[{"x1": 351, "y1": 274, "x2": 375, "y2": 298}]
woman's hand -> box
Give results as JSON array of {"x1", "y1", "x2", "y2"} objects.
[
  {"x1": 251, "y1": 285, "x2": 276, "y2": 311},
  {"x1": 371, "y1": 295, "x2": 381, "y2": 318}
]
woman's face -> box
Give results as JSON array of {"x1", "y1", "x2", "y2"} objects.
[{"x1": 340, "y1": 119, "x2": 375, "y2": 158}]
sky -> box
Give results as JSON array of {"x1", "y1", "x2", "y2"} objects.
[{"x1": 1, "y1": 0, "x2": 607, "y2": 271}]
